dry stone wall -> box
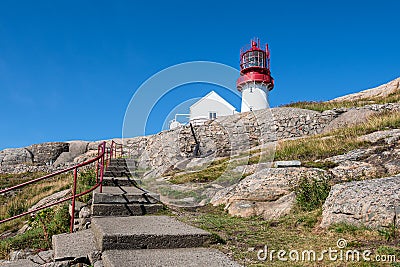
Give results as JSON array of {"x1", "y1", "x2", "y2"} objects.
[
  {"x1": 1, "y1": 104, "x2": 399, "y2": 175},
  {"x1": 122, "y1": 107, "x2": 340, "y2": 177}
]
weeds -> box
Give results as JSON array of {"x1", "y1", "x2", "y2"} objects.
[
  {"x1": 294, "y1": 176, "x2": 331, "y2": 211},
  {"x1": 0, "y1": 204, "x2": 69, "y2": 259},
  {"x1": 76, "y1": 169, "x2": 97, "y2": 203}
]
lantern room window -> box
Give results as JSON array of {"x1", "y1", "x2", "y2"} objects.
[{"x1": 241, "y1": 51, "x2": 265, "y2": 69}]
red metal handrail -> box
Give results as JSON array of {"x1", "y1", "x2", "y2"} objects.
[
  {"x1": 0, "y1": 141, "x2": 115, "y2": 233},
  {"x1": 108, "y1": 140, "x2": 123, "y2": 165}
]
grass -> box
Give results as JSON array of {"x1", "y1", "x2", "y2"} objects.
[
  {"x1": 176, "y1": 205, "x2": 399, "y2": 266},
  {"x1": 283, "y1": 87, "x2": 400, "y2": 112},
  {"x1": 0, "y1": 204, "x2": 69, "y2": 259},
  {"x1": 275, "y1": 111, "x2": 400, "y2": 162},
  {"x1": 76, "y1": 169, "x2": 97, "y2": 203},
  {"x1": 294, "y1": 176, "x2": 331, "y2": 212},
  {"x1": 0, "y1": 173, "x2": 71, "y2": 222},
  {"x1": 302, "y1": 161, "x2": 339, "y2": 170},
  {"x1": 0, "y1": 172, "x2": 48, "y2": 190},
  {"x1": 0, "y1": 167, "x2": 99, "y2": 259},
  {"x1": 169, "y1": 158, "x2": 230, "y2": 184}
]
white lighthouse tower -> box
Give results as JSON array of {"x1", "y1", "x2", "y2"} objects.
[{"x1": 237, "y1": 39, "x2": 274, "y2": 112}]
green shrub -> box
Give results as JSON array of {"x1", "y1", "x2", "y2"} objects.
[
  {"x1": 6, "y1": 201, "x2": 28, "y2": 218},
  {"x1": 294, "y1": 176, "x2": 331, "y2": 211},
  {"x1": 76, "y1": 169, "x2": 96, "y2": 203},
  {"x1": 378, "y1": 220, "x2": 398, "y2": 241},
  {"x1": 0, "y1": 204, "x2": 70, "y2": 259}
]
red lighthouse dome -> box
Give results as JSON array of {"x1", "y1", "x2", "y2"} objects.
[{"x1": 236, "y1": 38, "x2": 274, "y2": 91}]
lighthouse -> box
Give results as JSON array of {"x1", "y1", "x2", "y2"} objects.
[{"x1": 237, "y1": 38, "x2": 274, "y2": 112}]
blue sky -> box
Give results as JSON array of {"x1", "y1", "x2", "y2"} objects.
[{"x1": 1, "y1": 0, "x2": 399, "y2": 150}]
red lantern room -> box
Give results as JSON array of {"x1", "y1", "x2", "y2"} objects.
[{"x1": 236, "y1": 38, "x2": 274, "y2": 92}]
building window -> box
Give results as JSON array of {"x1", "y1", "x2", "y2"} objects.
[{"x1": 209, "y1": 112, "x2": 217, "y2": 120}]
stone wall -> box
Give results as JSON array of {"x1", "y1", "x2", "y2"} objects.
[
  {"x1": 1, "y1": 103, "x2": 400, "y2": 175},
  {"x1": 123, "y1": 107, "x2": 340, "y2": 177}
]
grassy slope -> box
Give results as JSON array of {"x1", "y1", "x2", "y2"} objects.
[
  {"x1": 0, "y1": 170, "x2": 96, "y2": 259},
  {"x1": 283, "y1": 88, "x2": 400, "y2": 112},
  {"x1": 175, "y1": 205, "x2": 399, "y2": 267}
]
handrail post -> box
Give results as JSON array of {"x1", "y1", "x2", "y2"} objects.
[
  {"x1": 100, "y1": 142, "x2": 105, "y2": 193},
  {"x1": 96, "y1": 145, "x2": 100, "y2": 184},
  {"x1": 70, "y1": 167, "x2": 78, "y2": 233},
  {"x1": 110, "y1": 141, "x2": 114, "y2": 160}
]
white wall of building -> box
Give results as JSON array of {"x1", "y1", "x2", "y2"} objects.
[
  {"x1": 241, "y1": 83, "x2": 269, "y2": 112},
  {"x1": 190, "y1": 91, "x2": 237, "y2": 122}
]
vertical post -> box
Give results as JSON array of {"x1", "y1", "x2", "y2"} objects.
[
  {"x1": 70, "y1": 167, "x2": 78, "y2": 233},
  {"x1": 100, "y1": 142, "x2": 105, "y2": 193},
  {"x1": 96, "y1": 145, "x2": 100, "y2": 184},
  {"x1": 110, "y1": 141, "x2": 114, "y2": 160}
]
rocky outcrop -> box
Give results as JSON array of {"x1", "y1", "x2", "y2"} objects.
[
  {"x1": 54, "y1": 141, "x2": 89, "y2": 166},
  {"x1": 321, "y1": 176, "x2": 400, "y2": 228},
  {"x1": 0, "y1": 148, "x2": 33, "y2": 166},
  {"x1": 323, "y1": 103, "x2": 400, "y2": 133},
  {"x1": 27, "y1": 142, "x2": 69, "y2": 165},
  {"x1": 28, "y1": 189, "x2": 71, "y2": 213},
  {"x1": 210, "y1": 167, "x2": 331, "y2": 220},
  {"x1": 324, "y1": 130, "x2": 400, "y2": 182},
  {"x1": 358, "y1": 128, "x2": 400, "y2": 144},
  {"x1": 322, "y1": 108, "x2": 376, "y2": 133},
  {"x1": 331, "y1": 77, "x2": 400, "y2": 102}
]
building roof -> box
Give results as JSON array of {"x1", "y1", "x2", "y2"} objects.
[{"x1": 190, "y1": 91, "x2": 236, "y2": 111}]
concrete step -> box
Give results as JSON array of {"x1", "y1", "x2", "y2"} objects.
[
  {"x1": 92, "y1": 203, "x2": 164, "y2": 216},
  {"x1": 93, "y1": 186, "x2": 160, "y2": 204},
  {"x1": 108, "y1": 158, "x2": 136, "y2": 163},
  {"x1": 103, "y1": 170, "x2": 133, "y2": 177},
  {"x1": 102, "y1": 176, "x2": 142, "y2": 187},
  {"x1": 102, "y1": 248, "x2": 242, "y2": 267},
  {"x1": 107, "y1": 159, "x2": 137, "y2": 166},
  {"x1": 91, "y1": 216, "x2": 211, "y2": 251},
  {"x1": 52, "y1": 229, "x2": 97, "y2": 261},
  {"x1": 92, "y1": 186, "x2": 162, "y2": 216},
  {"x1": 107, "y1": 165, "x2": 136, "y2": 171}
]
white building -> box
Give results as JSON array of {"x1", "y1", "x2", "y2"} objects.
[{"x1": 189, "y1": 91, "x2": 237, "y2": 123}]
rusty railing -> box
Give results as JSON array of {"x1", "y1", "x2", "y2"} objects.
[{"x1": 0, "y1": 141, "x2": 116, "y2": 232}]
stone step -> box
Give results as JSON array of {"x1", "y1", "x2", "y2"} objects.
[
  {"x1": 107, "y1": 159, "x2": 137, "y2": 165},
  {"x1": 103, "y1": 170, "x2": 133, "y2": 177},
  {"x1": 102, "y1": 248, "x2": 242, "y2": 267},
  {"x1": 92, "y1": 203, "x2": 164, "y2": 216},
  {"x1": 52, "y1": 229, "x2": 97, "y2": 261},
  {"x1": 91, "y1": 216, "x2": 212, "y2": 251},
  {"x1": 106, "y1": 165, "x2": 136, "y2": 171},
  {"x1": 93, "y1": 186, "x2": 159, "y2": 204},
  {"x1": 102, "y1": 176, "x2": 142, "y2": 187}
]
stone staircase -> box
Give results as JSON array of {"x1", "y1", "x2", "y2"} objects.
[{"x1": 52, "y1": 158, "x2": 241, "y2": 267}]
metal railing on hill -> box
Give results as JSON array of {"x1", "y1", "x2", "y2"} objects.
[{"x1": 0, "y1": 141, "x2": 122, "y2": 233}]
